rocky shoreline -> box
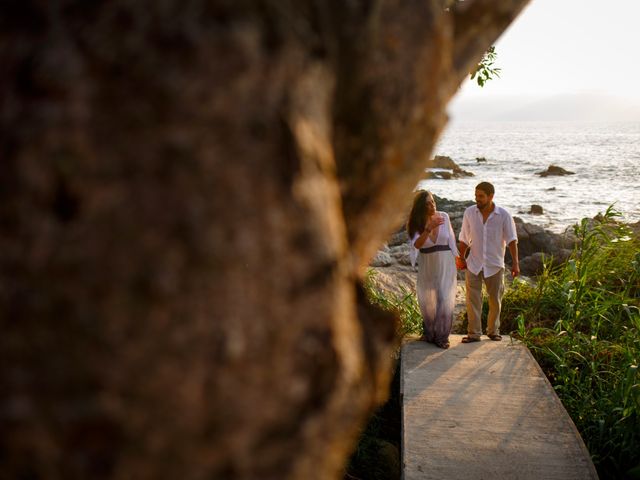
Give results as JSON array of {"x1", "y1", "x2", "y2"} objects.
[
  {"x1": 369, "y1": 195, "x2": 640, "y2": 331},
  {"x1": 372, "y1": 195, "x2": 579, "y2": 272},
  {"x1": 368, "y1": 194, "x2": 624, "y2": 307}
]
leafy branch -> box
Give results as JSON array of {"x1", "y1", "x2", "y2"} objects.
[{"x1": 470, "y1": 45, "x2": 501, "y2": 87}]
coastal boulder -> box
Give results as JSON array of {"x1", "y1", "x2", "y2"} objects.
[
  {"x1": 514, "y1": 220, "x2": 530, "y2": 243},
  {"x1": 433, "y1": 195, "x2": 473, "y2": 233},
  {"x1": 431, "y1": 155, "x2": 458, "y2": 169},
  {"x1": 518, "y1": 248, "x2": 574, "y2": 276},
  {"x1": 556, "y1": 231, "x2": 579, "y2": 250},
  {"x1": 389, "y1": 229, "x2": 409, "y2": 247},
  {"x1": 426, "y1": 156, "x2": 474, "y2": 179},
  {"x1": 371, "y1": 250, "x2": 394, "y2": 267},
  {"x1": 537, "y1": 165, "x2": 575, "y2": 177},
  {"x1": 530, "y1": 204, "x2": 544, "y2": 214},
  {"x1": 512, "y1": 217, "x2": 574, "y2": 261},
  {"x1": 519, "y1": 252, "x2": 546, "y2": 275},
  {"x1": 389, "y1": 244, "x2": 412, "y2": 266},
  {"x1": 453, "y1": 165, "x2": 474, "y2": 177},
  {"x1": 426, "y1": 170, "x2": 453, "y2": 180}
]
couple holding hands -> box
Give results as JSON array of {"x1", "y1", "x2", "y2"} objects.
[{"x1": 407, "y1": 182, "x2": 519, "y2": 349}]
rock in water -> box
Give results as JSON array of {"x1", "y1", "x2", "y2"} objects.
[
  {"x1": 530, "y1": 204, "x2": 544, "y2": 214},
  {"x1": 536, "y1": 165, "x2": 575, "y2": 177},
  {"x1": 431, "y1": 155, "x2": 458, "y2": 169}
]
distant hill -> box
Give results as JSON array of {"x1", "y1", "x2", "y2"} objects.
[{"x1": 448, "y1": 93, "x2": 640, "y2": 122}]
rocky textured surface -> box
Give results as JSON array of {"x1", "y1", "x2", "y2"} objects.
[
  {"x1": 374, "y1": 196, "x2": 574, "y2": 278},
  {"x1": 425, "y1": 155, "x2": 475, "y2": 179},
  {"x1": 0, "y1": 1, "x2": 530, "y2": 479},
  {"x1": 537, "y1": 165, "x2": 576, "y2": 176}
]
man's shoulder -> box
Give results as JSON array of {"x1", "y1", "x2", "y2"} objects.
[
  {"x1": 495, "y1": 205, "x2": 514, "y2": 218},
  {"x1": 463, "y1": 205, "x2": 476, "y2": 215}
]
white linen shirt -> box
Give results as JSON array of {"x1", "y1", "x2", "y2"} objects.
[
  {"x1": 409, "y1": 211, "x2": 459, "y2": 267},
  {"x1": 459, "y1": 204, "x2": 517, "y2": 277}
]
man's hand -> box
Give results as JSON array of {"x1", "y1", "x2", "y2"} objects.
[
  {"x1": 455, "y1": 256, "x2": 466, "y2": 270},
  {"x1": 511, "y1": 263, "x2": 520, "y2": 278},
  {"x1": 508, "y1": 240, "x2": 519, "y2": 278}
]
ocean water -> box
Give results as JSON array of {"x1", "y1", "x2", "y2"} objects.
[{"x1": 418, "y1": 121, "x2": 640, "y2": 233}]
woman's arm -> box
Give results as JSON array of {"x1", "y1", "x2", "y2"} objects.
[
  {"x1": 413, "y1": 227, "x2": 431, "y2": 249},
  {"x1": 413, "y1": 214, "x2": 444, "y2": 248}
]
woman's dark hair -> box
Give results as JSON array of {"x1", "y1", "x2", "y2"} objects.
[{"x1": 407, "y1": 190, "x2": 431, "y2": 238}]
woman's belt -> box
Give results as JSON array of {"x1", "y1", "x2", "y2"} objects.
[{"x1": 420, "y1": 245, "x2": 451, "y2": 254}]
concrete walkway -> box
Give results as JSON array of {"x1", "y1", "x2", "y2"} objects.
[{"x1": 401, "y1": 334, "x2": 598, "y2": 479}]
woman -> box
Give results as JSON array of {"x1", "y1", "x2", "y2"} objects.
[{"x1": 407, "y1": 191, "x2": 459, "y2": 349}]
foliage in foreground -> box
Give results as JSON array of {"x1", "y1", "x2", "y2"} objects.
[
  {"x1": 363, "y1": 269, "x2": 423, "y2": 337},
  {"x1": 343, "y1": 368, "x2": 401, "y2": 480},
  {"x1": 344, "y1": 272, "x2": 416, "y2": 479},
  {"x1": 471, "y1": 45, "x2": 501, "y2": 87},
  {"x1": 501, "y1": 207, "x2": 640, "y2": 479},
  {"x1": 363, "y1": 207, "x2": 640, "y2": 479}
]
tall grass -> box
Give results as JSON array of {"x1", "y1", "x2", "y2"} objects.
[
  {"x1": 362, "y1": 209, "x2": 639, "y2": 478},
  {"x1": 364, "y1": 269, "x2": 423, "y2": 337},
  {"x1": 502, "y1": 207, "x2": 640, "y2": 479}
]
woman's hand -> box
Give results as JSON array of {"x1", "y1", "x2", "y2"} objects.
[
  {"x1": 427, "y1": 214, "x2": 444, "y2": 232},
  {"x1": 455, "y1": 256, "x2": 466, "y2": 270}
]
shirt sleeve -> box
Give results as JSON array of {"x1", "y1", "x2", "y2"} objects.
[
  {"x1": 459, "y1": 210, "x2": 471, "y2": 245},
  {"x1": 409, "y1": 232, "x2": 420, "y2": 267},
  {"x1": 445, "y1": 213, "x2": 460, "y2": 256},
  {"x1": 503, "y1": 213, "x2": 518, "y2": 244}
]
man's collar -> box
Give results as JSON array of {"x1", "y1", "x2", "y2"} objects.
[{"x1": 475, "y1": 203, "x2": 500, "y2": 214}]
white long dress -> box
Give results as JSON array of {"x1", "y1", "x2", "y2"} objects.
[{"x1": 411, "y1": 212, "x2": 459, "y2": 344}]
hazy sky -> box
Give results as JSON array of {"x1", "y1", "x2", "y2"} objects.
[{"x1": 456, "y1": 0, "x2": 640, "y2": 101}]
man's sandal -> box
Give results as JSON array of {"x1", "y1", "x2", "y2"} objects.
[
  {"x1": 461, "y1": 336, "x2": 481, "y2": 343},
  {"x1": 435, "y1": 341, "x2": 450, "y2": 349},
  {"x1": 487, "y1": 334, "x2": 502, "y2": 341}
]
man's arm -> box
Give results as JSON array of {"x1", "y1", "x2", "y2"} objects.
[
  {"x1": 456, "y1": 241, "x2": 469, "y2": 270},
  {"x1": 457, "y1": 209, "x2": 470, "y2": 269},
  {"x1": 508, "y1": 240, "x2": 519, "y2": 277}
]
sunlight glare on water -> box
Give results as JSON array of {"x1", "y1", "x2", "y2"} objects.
[{"x1": 418, "y1": 121, "x2": 640, "y2": 232}]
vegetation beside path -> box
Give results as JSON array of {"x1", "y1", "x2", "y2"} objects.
[
  {"x1": 348, "y1": 207, "x2": 639, "y2": 480},
  {"x1": 501, "y1": 208, "x2": 640, "y2": 479}
]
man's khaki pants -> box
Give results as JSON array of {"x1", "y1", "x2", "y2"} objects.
[{"x1": 465, "y1": 268, "x2": 505, "y2": 339}]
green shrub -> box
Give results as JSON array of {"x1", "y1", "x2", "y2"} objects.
[
  {"x1": 501, "y1": 207, "x2": 640, "y2": 479},
  {"x1": 362, "y1": 208, "x2": 640, "y2": 478},
  {"x1": 364, "y1": 269, "x2": 423, "y2": 337}
]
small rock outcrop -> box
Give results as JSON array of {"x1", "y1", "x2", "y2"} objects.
[
  {"x1": 537, "y1": 165, "x2": 575, "y2": 177},
  {"x1": 371, "y1": 249, "x2": 394, "y2": 267},
  {"x1": 530, "y1": 204, "x2": 544, "y2": 215},
  {"x1": 431, "y1": 155, "x2": 458, "y2": 169},
  {"x1": 513, "y1": 216, "x2": 577, "y2": 274},
  {"x1": 426, "y1": 156, "x2": 474, "y2": 179}
]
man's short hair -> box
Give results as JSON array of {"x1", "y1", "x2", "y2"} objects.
[{"x1": 476, "y1": 182, "x2": 495, "y2": 196}]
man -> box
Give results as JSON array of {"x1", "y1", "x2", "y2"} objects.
[{"x1": 456, "y1": 182, "x2": 519, "y2": 343}]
